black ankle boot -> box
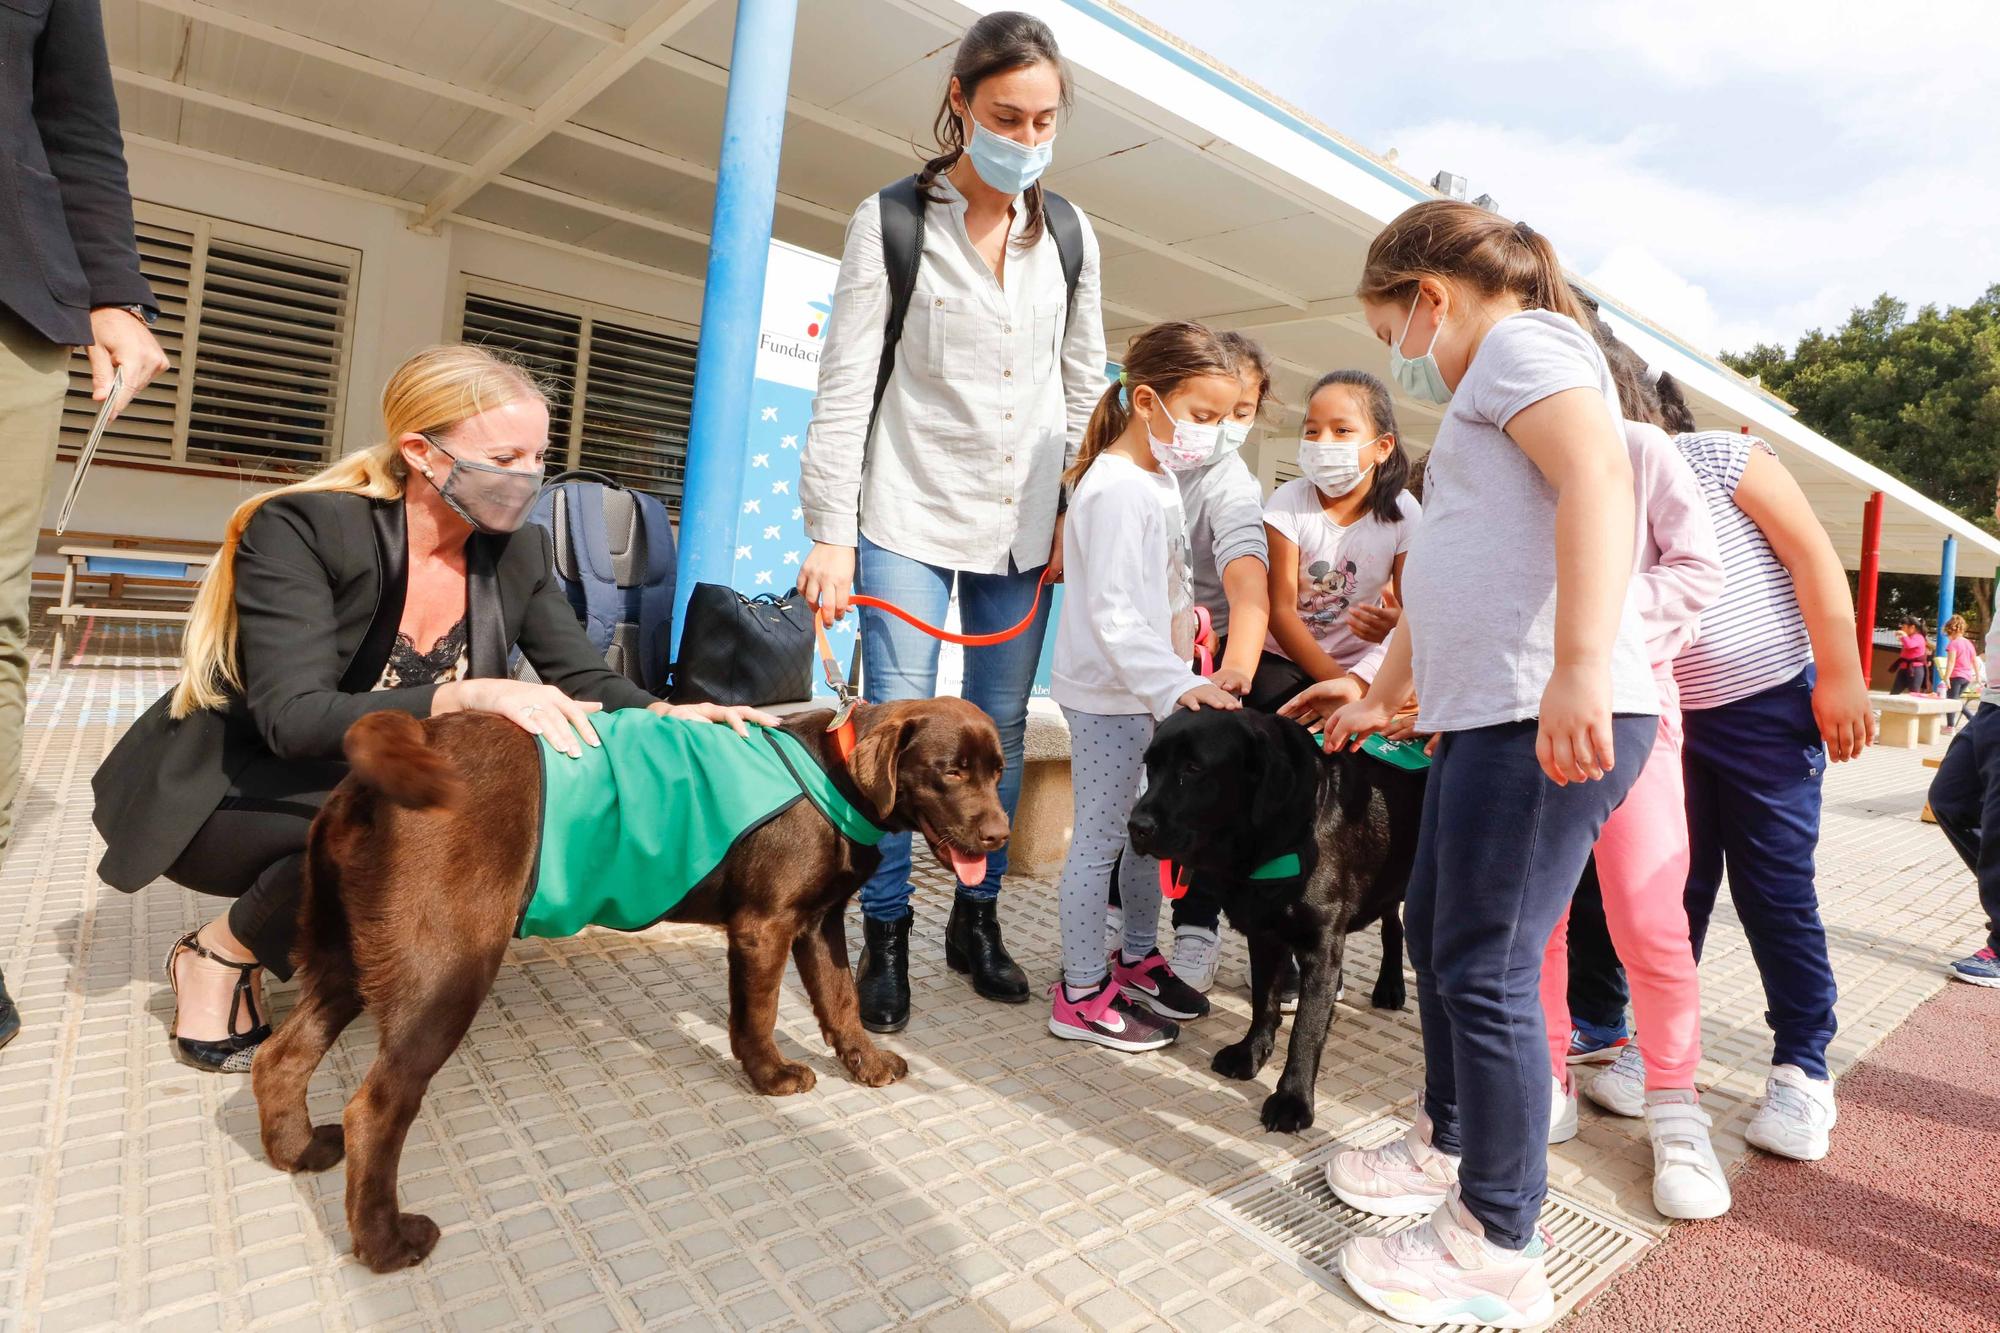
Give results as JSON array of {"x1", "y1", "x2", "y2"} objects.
[
  {"x1": 945, "y1": 896, "x2": 1029, "y2": 1003},
  {"x1": 855, "y1": 912, "x2": 911, "y2": 1033}
]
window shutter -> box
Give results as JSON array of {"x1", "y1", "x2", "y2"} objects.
[
  {"x1": 184, "y1": 238, "x2": 353, "y2": 473},
  {"x1": 58, "y1": 219, "x2": 194, "y2": 462},
  {"x1": 460, "y1": 292, "x2": 581, "y2": 449},
  {"x1": 577, "y1": 318, "x2": 696, "y2": 508}
]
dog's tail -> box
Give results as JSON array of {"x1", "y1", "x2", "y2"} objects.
[{"x1": 342, "y1": 712, "x2": 465, "y2": 811}]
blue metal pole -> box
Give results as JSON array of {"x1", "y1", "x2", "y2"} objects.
[
  {"x1": 1937, "y1": 535, "x2": 1958, "y2": 667},
  {"x1": 672, "y1": 0, "x2": 800, "y2": 656}
]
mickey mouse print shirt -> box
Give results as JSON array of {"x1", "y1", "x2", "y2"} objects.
[{"x1": 1262, "y1": 479, "x2": 1419, "y2": 683}]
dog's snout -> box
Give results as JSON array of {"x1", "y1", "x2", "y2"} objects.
[
  {"x1": 977, "y1": 811, "x2": 1009, "y2": 851},
  {"x1": 1128, "y1": 809, "x2": 1159, "y2": 846}
]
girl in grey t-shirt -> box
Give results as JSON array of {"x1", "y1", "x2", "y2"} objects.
[{"x1": 1292, "y1": 202, "x2": 1661, "y2": 1327}]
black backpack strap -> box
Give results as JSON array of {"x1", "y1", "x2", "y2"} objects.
[
  {"x1": 869, "y1": 174, "x2": 927, "y2": 446},
  {"x1": 1041, "y1": 189, "x2": 1085, "y2": 326}
]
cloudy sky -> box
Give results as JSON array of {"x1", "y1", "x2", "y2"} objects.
[{"x1": 1123, "y1": 0, "x2": 2000, "y2": 356}]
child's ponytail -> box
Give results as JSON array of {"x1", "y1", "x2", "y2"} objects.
[
  {"x1": 1359, "y1": 201, "x2": 1597, "y2": 335},
  {"x1": 1065, "y1": 320, "x2": 1237, "y2": 489}
]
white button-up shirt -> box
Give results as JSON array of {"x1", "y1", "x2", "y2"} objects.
[{"x1": 800, "y1": 174, "x2": 1107, "y2": 574}]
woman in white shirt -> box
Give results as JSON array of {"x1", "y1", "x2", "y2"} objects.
[{"x1": 797, "y1": 12, "x2": 1107, "y2": 1035}]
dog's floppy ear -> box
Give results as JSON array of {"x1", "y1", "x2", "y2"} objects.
[
  {"x1": 848, "y1": 712, "x2": 913, "y2": 821},
  {"x1": 1247, "y1": 720, "x2": 1312, "y2": 838}
]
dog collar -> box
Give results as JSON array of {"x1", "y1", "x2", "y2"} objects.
[
  {"x1": 1249, "y1": 851, "x2": 1302, "y2": 880},
  {"x1": 1307, "y1": 729, "x2": 1432, "y2": 772}
]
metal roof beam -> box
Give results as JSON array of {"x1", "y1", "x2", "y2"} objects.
[
  {"x1": 489, "y1": 0, "x2": 625, "y2": 43},
  {"x1": 491, "y1": 175, "x2": 711, "y2": 246},
  {"x1": 112, "y1": 68, "x2": 465, "y2": 172},
  {"x1": 1216, "y1": 296, "x2": 1363, "y2": 332},
  {"x1": 414, "y1": 0, "x2": 721, "y2": 234},
  {"x1": 550, "y1": 123, "x2": 850, "y2": 226},
  {"x1": 135, "y1": 0, "x2": 533, "y2": 121}
]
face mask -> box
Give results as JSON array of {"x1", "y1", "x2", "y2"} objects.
[
  {"x1": 1217, "y1": 420, "x2": 1253, "y2": 457},
  {"x1": 1141, "y1": 397, "x2": 1221, "y2": 473},
  {"x1": 1388, "y1": 291, "x2": 1453, "y2": 405},
  {"x1": 418, "y1": 434, "x2": 543, "y2": 534},
  {"x1": 964, "y1": 117, "x2": 1054, "y2": 196},
  {"x1": 1298, "y1": 434, "x2": 1382, "y2": 497}
]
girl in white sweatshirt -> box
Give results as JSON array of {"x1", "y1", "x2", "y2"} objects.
[{"x1": 1049, "y1": 321, "x2": 1241, "y2": 1052}]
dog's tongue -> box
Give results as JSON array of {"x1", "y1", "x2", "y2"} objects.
[{"x1": 948, "y1": 847, "x2": 987, "y2": 887}]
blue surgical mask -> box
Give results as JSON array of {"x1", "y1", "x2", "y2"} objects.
[
  {"x1": 1217, "y1": 420, "x2": 1253, "y2": 457},
  {"x1": 1388, "y1": 292, "x2": 1452, "y2": 405},
  {"x1": 964, "y1": 118, "x2": 1054, "y2": 196}
]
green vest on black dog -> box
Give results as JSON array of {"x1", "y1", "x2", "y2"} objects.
[{"x1": 520, "y1": 711, "x2": 883, "y2": 939}]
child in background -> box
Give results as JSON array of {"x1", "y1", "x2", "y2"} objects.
[
  {"x1": 1049, "y1": 321, "x2": 1240, "y2": 1052},
  {"x1": 1892, "y1": 617, "x2": 1929, "y2": 694},
  {"x1": 1253, "y1": 371, "x2": 1419, "y2": 715},
  {"x1": 1944, "y1": 615, "x2": 1980, "y2": 733},
  {"x1": 1654, "y1": 370, "x2": 1875, "y2": 1161},
  {"x1": 1537, "y1": 306, "x2": 1729, "y2": 1221},
  {"x1": 1310, "y1": 204, "x2": 1659, "y2": 1327},
  {"x1": 1105, "y1": 332, "x2": 1274, "y2": 995}
]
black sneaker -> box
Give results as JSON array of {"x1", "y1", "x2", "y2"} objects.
[
  {"x1": 1112, "y1": 949, "x2": 1211, "y2": 1020},
  {"x1": 1048, "y1": 980, "x2": 1179, "y2": 1051}
]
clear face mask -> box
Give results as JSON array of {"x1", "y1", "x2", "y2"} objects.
[{"x1": 418, "y1": 434, "x2": 544, "y2": 534}]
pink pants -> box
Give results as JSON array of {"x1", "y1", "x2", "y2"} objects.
[{"x1": 1541, "y1": 675, "x2": 1703, "y2": 1090}]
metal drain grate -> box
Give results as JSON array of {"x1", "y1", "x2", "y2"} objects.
[{"x1": 1207, "y1": 1116, "x2": 1653, "y2": 1332}]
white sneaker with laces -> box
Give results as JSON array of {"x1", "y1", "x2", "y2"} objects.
[
  {"x1": 1104, "y1": 905, "x2": 1123, "y2": 956},
  {"x1": 1585, "y1": 1044, "x2": 1647, "y2": 1118},
  {"x1": 1746, "y1": 1063, "x2": 1836, "y2": 1161},
  {"x1": 1548, "y1": 1072, "x2": 1577, "y2": 1145},
  {"x1": 1645, "y1": 1090, "x2": 1731, "y2": 1219},
  {"x1": 1338, "y1": 1186, "x2": 1556, "y2": 1329},
  {"x1": 1325, "y1": 1110, "x2": 1461, "y2": 1217},
  {"x1": 1172, "y1": 924, "x2": 1220, "y2": 993}
]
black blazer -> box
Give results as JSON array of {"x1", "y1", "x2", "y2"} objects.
[
  {"x1": 1, "y1": 0, "x2": 155, "y2": 344},
  {"x1": 91, "y1": 491, "x2": 656, "y2": 891}
]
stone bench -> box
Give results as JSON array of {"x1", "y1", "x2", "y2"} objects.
[
  {"x1": 1871, "y1": 692, "x2": 1959, "y2": 749},
  {"x1": 1010, "y1": 701, "x2": 1073, "y2": 877}
]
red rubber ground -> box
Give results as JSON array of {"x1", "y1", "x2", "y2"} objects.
[{"x1": 1566, "y1": 980, "x2": 2000, "y2": 1333}]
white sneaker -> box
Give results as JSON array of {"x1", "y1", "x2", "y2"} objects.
[
  {"x1": 1746, "y1": 1064, "x2": 1836, "y2": 1161},
  {"x1": 1104, "y1": 905, "x2": 1123, "y2": 956},
  {"x1": 1585, "y1": 1044, "x2": 1647, "y2": 1118},
  {"x1": 1172, "y1": 925, "x2": 1220, "y2": 993},
  {"x1": 1338, "y1": 1187, "x2": 1556, "y2": 1329},
  {"x1": 1645, "y1": 1091, "x2": 1731, "y2": 1220},
  {"x1": 1548, "y1": 1073, "x2": 1577, "y2": 1145},
  {"x1": 1325, "y1": 1110, "x2": 1461, "y2": 1217}
]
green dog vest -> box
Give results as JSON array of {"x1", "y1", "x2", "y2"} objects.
[{"x1": 519, "y1": 711, "x2": 884, "y2": 940}]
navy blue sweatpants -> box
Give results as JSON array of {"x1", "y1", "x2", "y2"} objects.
[
  {"x1": 1406, "y1": 715, "x2": 1654, "y2": 1249},
  {"x1": 1923, "y1": 701, "x2": 2000, "y2": 954},
  {"x1": 1681, "y1": 668, "x2": 1838, "y2": 1078}
]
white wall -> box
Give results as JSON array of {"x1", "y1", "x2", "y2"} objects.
[{"x1": 39, "y1": 140, "x2": 708, "y2": 557}]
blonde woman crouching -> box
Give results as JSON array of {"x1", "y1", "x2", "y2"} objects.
[{"x1": 92, "y1": 344, "x2": 771, "y2": 1072}]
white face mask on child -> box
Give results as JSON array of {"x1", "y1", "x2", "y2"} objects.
[
  {"x1": 1297, "y1": 434, "x2": 1382, "y2": 496},
  {"x1": 1142, "y1": 398, "x2": 1222, "y2": 472}
]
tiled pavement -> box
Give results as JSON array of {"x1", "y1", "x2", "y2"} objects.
[{"x1": 0, "y1": 621, "x2": 1986, "y2": 1332}]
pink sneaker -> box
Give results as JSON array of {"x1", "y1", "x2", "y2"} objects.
[
  {"x1": 1111, "y1": 948, "x2": 1211, "y2": 1020},
  {"x1": 1324, "y1": 1110, "x2": 1460, "y2": 1217},
  {"x1": 1047, "y1": 979, "x2": 1177, "y2": 1052},
  {"x1": 1338, "y1": 1187, "x2": 1556, "y2": 1328}
]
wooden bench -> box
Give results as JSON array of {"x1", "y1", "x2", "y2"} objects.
[
  {"x1": 1870, "y1": 692, "x2": 1959, "y2": 749},
  {"x1": 45, "y1": 544, "x2": 214, "y2": 671}
]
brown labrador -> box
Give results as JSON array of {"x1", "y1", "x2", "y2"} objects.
[{"x1": 252, "y1": 698, "x2": 1007, "y2": 1272}]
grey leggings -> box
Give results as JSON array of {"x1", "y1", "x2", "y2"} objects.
[{"x1": 1057, "y1": 708, "x2": 1162, "y2": 990}]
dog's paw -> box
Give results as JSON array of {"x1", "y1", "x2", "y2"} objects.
[
  {"x1": 1211, "y1": 1040, "x2": 1268, "y2": 1081},
  {"x1": 1370, "y1": 980, "x2": 1407, "y2": 1011},
  {"x1": 1260, "y1": 1089, "x2": 1315, "y2": 1134},
  {"x1": 846, "y1": 1046, "x2": 908, "y2": 1087},
  {"x1": 354, "y1": 1212, "x2": 441, "y2": 1273},
  {"x1": 748, "y1": 1061, "x2": 818, "y2": 1096},
  {"x1": 294, "y1": 1124, "x2": 346, "y2": 1173}
]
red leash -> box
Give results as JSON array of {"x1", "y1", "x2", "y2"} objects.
[{"x1": 843, "y1": 565, "x2": 1059, "y2": 647}]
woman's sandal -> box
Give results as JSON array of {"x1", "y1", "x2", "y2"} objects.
[{"x1": 165, "y1": 929, "x2": 270, "y2": 1073}]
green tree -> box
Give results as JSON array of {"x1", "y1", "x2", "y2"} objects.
[{"x1": 1726, "y1": 285, "x2": 2000, "y2": 633}]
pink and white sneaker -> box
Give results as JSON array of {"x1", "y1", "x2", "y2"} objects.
[
  {"x1": 1338, "y1": 1187, "x2": 1556, "y2": 1329},
  {"x1": 1047, "y1": 979, "x2": 1178, "y2": 1052},
  {"x1": 1111, "y1": 948, "x2": 1211, "y2": 1020},
  {"x1": 1324, "y1": 1110, "x2": 1460, "y2": 1217}
]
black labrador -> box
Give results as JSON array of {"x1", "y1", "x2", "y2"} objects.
[{"x1": 1127, "y1": 709, "x2": 1425, "y2": 1133}]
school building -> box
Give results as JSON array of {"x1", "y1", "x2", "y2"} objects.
[{"x1": 39, "y1": 0, "x2": 1997, "y2": 659}]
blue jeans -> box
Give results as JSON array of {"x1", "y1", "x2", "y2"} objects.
[
  {"x1": 854, "y1": 535, "x2": 1052, "y2": 921},
  {"x1": 1406, "y1": 715, "x2": 1654, "y2": 1249},
  {"x1": 1682, "y1": 668, "x2": 1837, "y2": 1078}
]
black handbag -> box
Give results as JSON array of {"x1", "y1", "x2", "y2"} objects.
[{"x1": 669, "y1": 583, "x2": 817, "y2": 707}]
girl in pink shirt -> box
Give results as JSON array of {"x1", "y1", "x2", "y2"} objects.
[
  {"x1": 1945, "y1": 615, "x2": 1980, "y2": 732},
  {"x1": 1893, "y1": 618, "x2": 1931, "y2": 695},
  {"x1": 1539, "y1": 313, "x2": 1730, "y2": 1220}
]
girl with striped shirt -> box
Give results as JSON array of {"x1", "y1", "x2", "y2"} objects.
[{"x1": 1656, "y1": 383, "x2": 1875, "y2": 1163}]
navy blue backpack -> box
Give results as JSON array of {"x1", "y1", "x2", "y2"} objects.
[{"x1": 527, "y1": 471, "x2": 677, "y2": 695}]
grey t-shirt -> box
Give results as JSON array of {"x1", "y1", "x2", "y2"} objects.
[
  {"x1": 1400, "y1": 310, "x2": 1659, "y2": 732},
  {"x1": 1179, "y1": 449, "x2": 1268, "y2": 638}
]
